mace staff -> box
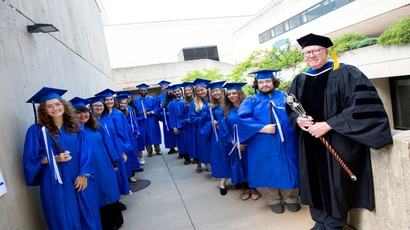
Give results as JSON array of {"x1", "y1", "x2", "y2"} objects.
[{"x1": 286, "y1": 94, "x2": 357, "y2": 181}]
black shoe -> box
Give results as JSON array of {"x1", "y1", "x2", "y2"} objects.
[
  {"x1": 133, "y1": 168, "x2": 144, "y2": 173},
  {"x1": 119, "y1": 202, "x2": 127, "y2": 211},
  {"x1": 220, "y1": 187, "x2": 227, "y2": 196},
  {"x1": 286, "y1": 203, "x2": 301, "y2": 212},
  {"x1": 168, "y1": 148, "x2": 178, "y2": 154},
  {"x1": 235, "y1": 183, "x2": 243, "y2": 189},
  {"x1": 270, "y1": 203, "x2": 284, "y2": 214}
]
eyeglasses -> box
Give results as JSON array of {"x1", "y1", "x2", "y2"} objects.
[
  {"x1": 302, "y1": 49, "x2": 322, "y2": 57},
  {"x1": 92, "y1": 104, "x2": 104, "y2": 108},
  {"x1": 45, "y1": 102, "x2": 63, "y2": 110}
]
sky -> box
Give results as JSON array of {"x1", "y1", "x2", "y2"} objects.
[{"x1": 101, "y1": 0, "x2": 274, "y2": 25}]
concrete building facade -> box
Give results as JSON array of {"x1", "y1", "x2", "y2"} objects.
[{"x1": 0, "y1": 1, "x2": 113, "y2": 229}]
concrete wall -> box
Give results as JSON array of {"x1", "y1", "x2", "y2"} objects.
[
  {"x1": 232, "y1": 0, "x2": 410, "y2": 62},
  {"x1": 113, "y1": 59, "x2": 235, "y2": 91},
  {"x1": 103, "y1": 16, "x2": 252, "y2": 68},
  {"x1": 0, "y1": 1, "x2": 113, "y2": 229},
  {"x1": 348, "y1": 130, "x2": 410, "y2": 230}
]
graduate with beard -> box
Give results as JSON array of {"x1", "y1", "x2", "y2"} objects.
[{"x1": 287, "y1": 33, "x2": 393, "y2": 230}]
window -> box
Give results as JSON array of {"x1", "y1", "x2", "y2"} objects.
[
  {"x1": 283, "y1": 21, "x2": 290, "y2": 31},
  {"x1": 306, "y1": 4, "x2": 322, "y2": 21},
  {"x1": 182, "y1": 46, "x2": 219, "y2": 61},
  {"x1": 390, "y1": 76, "x2": 410, "y2": 130},
  {"x1": 274, "y1": 24, "x2": 285, "y2": 36},
  {"x1": 259, "y1": 30, "x2": 271, "y2": 43},
  {"x1": 288, "y1": 15, "x2": 301, "y2": 30},
  {"x1": 335, "y1": 0, "x2": 351, "y2": 8},
  {"x1": 322, "y1": 0, "x2": 336, "y2": 15}
]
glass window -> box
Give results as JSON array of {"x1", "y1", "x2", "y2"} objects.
[
  {"x1": 307, "y1": 4, "x2": 321, "y2": 21},
  {"x1": 335, "y1": 0, "x2": 351, "y2": 8},
  {"x1": 194, "y1": 48, "x2": 206, "y2": 58},
  {"x1": 261, "y1": 30, "x2": 271, "y2": 42},
  {"x1": 206, "y1": 47, "x2": 219, "y2": 61},
  {"x1": 322, "y1": 0, "x2": 336, "y2": 14},
  {"x1": 301, "y1": 11, "x2": 308, "y2": 24},
  {"x1": 259, "y1": 34, "x2": 264, "y2": 43},
  {"x1": 183, "y1": 49, "x2": 195, "y2": 60},
  {"x1": 390, "y1": 76, "x2": 410, "y2": 130},
  {"x1": 283, "y1": 21, "x2": 290, "y2": 31},
  {"x1": 270, "y1": 29, "x2": 275, "y2": 38},
  {"x1": 288, "y1": 15, "x2": 301, "y2": 29},
  {"x1": 274, "y1": 24, "x2": 284, "y2": 36}
]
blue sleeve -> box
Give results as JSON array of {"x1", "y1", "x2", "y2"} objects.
[
  {"x1": 237, "y1": 97, "x2": 265, "y2": 142},
  {"x1": 98, "y1": 126, "x2": 121, "y2": 162},
  {"x1": 176, "y1": 102, "x2": 188, "y2": 129},
  {"x1": 188, "y1": 101, "x2": 200, "y2": 124},
  {"x1": 199, "y1": 106, "x2": 212, "y2": 141},
  {"x1": 23, "y1": 125, "x2": 46, "y2": 186},
  {"x1": 78, "y1": 129, "x2": 93, "y2": 175},
  {"x1": 113, "y1": 116, "x2": 132, "y2": 153},
  {"x1": 168, "y1": 101, "x2": 177, "y2": 129}
]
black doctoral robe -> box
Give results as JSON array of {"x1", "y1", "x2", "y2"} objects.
[{"x1": 287, "y1": 62, "x2": 393, "y2": 218}]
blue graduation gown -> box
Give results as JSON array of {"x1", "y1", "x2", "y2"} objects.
[
  {"x1": 178, "y1": 100, "x2": 197, "y2": 159},
  {"x1": 221, "y1": 107, "x2": 248, "y2": 184},
  {"x1": 188, "y1": 100, "x2": 210, "y2": 164},
  {"x1": 237, "y1": 90, "x2": 299, "y2": 189},
  {"x1": 157, "y1": 94, "x2": 177, "y2": 148},
  {"x1": 133, "y1": 106, "x2": 146, "y2": 152},
  {"x1": 23, "y1": 124, "x2": 101, "y2": 230},
  {"x1": 169, "y1": 98, "x2": 188, "y2": 154},
  {"x1": 200, "y1": 105, "x2": 230, "y2": 178},
  {"x1": 111, "y1": 109, "x2": 141, "y2": 176},
  {"x1": 133, "y1": 96, "x2": 161, "y2": 145},
  {"x1": 98, "y1": 114, "x2": 130, "y2": 195},
  {"x1": 84, "y1": 125, "x2": 120, "y2": 207}
]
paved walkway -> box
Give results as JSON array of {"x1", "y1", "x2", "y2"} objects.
[{"x1": 120, "y1": 147, "x2": 316, "y2": 230}]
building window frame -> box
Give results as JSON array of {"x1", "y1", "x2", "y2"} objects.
[{"x1": 390, "y1": 75, "x2": 410, "y2": 130}]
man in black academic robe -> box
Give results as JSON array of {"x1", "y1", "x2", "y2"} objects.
[{"x1": 287, "y1": 33, "x2": 393, "y2": 230}]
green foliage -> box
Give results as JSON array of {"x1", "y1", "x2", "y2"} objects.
[
  {"x1": 277, "y1": 80, "x2": 292, "y2": 92},
  {"x1": 298, "y1": 65, "x2": 309, "y2": 74},
  {"x1": 378, "y1": 16, "x2": 410, "y2": 46},
  {"x1": 351, "y1": 38, "x2": 378, "y2": 49},
  {"x1": 181, "y1": 68, "x2": 225, "y2": 82},
  {"x1": 228, "y1": 49, "x2": 268, "y2": 82},
  {"x1": 258, "y1": 41, "x2": 304, "y2": 72},
  {"x1": 242, "y1": 84, "x2": 255, "y2": 97},
  {"x1": 328, "y1": 33, "x2": 368, "y2": 56}
]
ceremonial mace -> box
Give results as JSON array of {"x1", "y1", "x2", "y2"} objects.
[{"x1": 286, "y1": 94, "x2": 357, "y2": 181}]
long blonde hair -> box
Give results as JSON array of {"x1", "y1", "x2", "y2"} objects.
[
  {"x1": 194, "y1": 86, "x2": 209, "y2": 112},
  {"x1": 209, "y1": 88, "x2": 225, "y2": 108},
  {"x1": 224, "y1": 90, "x2": 247, "y2": 118}
]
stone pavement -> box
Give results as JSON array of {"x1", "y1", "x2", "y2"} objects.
[{"x1": 119, "y1": 148, "x2": 316, "y2": 230}]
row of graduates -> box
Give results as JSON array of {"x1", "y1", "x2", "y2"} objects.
[{"x1": 23, "y1": 87, "x2": 150, "y2": 230}]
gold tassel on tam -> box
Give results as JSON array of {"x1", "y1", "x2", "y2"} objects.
[{"x1": 333, "y1": 49, "x2": 340, "y2": 70}]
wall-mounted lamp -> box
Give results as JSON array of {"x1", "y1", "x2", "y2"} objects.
[{"x1": 27, "y1": 23, "x2": 59, "y2": 33}]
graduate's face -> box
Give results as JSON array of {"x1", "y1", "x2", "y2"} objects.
[
  {"x1": 173, "y1": 89, "x2": 182, "y2": 98},
  {"x1": 211, "y1": 88, "x2": 222, "y2": 100},
  {"x1": 126, "y1": 97, "x2": 132, "y2": 104},
  {"x1": 104, "y1": 97, "x2": 114, "y2": 108},
  {"x1": 303, "y1": 45, "x2": 329, "y2": 70},
  {"x1": 92, "y1": 102, "x2": 104, "y2": 116},
  {"x1": 196, "y1": 86, "x2": 208, "y2": 99},
  {"x1": 257, "y1": 78, "x2": 274, "y2": 94},
  {"x1": 75, "y1": 110, "x2": 90, "y2": 124},
  {"x1": 184, "y1": 87, "x2": 193, "y2": 97},
  {"x1": 161, "y1": 85, "x2": 168, "y2": 94},
  {"x1": 119, "y1": 100, "x2": 127, "y2": 110},
  {"x1": 44, "y1": 99, "x2": 65, "y2": 118},
  {"x1": 227, "y1": 90, "x2": 239, "y2": 103},
  {"x1": 139, "y1": 89, "x2": 147, "y2": 97}
]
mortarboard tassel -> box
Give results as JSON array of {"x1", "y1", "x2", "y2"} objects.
[
  {"x1": 31, "y1": 101, "x2": 37, "y2": 123},
  {"x1": 333, "y1": 49, "x2": 340, "y2": 70}
]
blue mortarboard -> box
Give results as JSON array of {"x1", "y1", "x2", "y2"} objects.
[
  {"x1": 207, "y1": 81, "x2": 226, "y2": 90},
  {"x1": 181, "y1": 82, "x2": 194, "y2": 88},
  {"x1": 157, "y1": 80, "x2": 171, "y2": 87},
  {"x1": 249, "y1": 70, "x2": 281, "y2": 80},
  {"x1": 193, "y1": 78, "x2": 211, "y2": 87},
  {"x1": 223, "y1": 82, "x2": 247, "y2": 90},
  {"x1": 69, "y1": 97, "x2": 91, "y2": 108},
  {"x1": 87, "y1": 96, "x2": 104, "y2": 104},
  {"x1": 136, "y1": 83, "x2": 150, "y2": 89},
  {"x1": 297, "y1": 33, "x2": 333, "y2": 49},
  {"x1": 116, "y1": 95, "x2": 128, "y2": 102},
  {"x1": 95, "y1": 88, "x2": 116, "y2": 98},
  {"x1": 26, "y1": 87, "x2": 67, "y2": 104},
  {"x1": 171, "y1": 84, "x2": 182, "y2": 91},
  {"x1": 116, "y1": 90, "x2": 133, "y2": 97}
]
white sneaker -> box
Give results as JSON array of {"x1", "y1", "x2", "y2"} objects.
[
  {"x1": 129, "y1": 177, "x2": 137, "y2": 182},
  {"x1": 139, "y1": 158, "x2": 145, "y2": 165}
]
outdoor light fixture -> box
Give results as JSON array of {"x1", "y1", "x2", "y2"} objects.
[{"x1": 27, "y1": 23, "x2": 59, "y2": 33}]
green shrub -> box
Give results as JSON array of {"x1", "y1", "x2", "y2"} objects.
[
  {"x1": 328, "y1": 33, "x2": 367, "y2": 56},
  {"x1": 278, "y1": 80, "x2": 293, "y2": 92},
  {"x1": 298, "y1": 65, "x2": 310, "y2": 74},
  {"x1": 351, "y1": 38, "x2": 378, "y2": 49},
  {"x1": 378, "y1": 16, "x2": 410, "y2": 46}
]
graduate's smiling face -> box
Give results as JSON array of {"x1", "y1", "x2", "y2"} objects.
[
  {"x1": 161, "y1": 85, "x2": 168, "y2": 94},
  {"x1": 44, "y1": 99, "x2": 65, "y2": 118},
  {"x1": 92, "y1": 102, "x2": 104, "y2": 116},
  {"x1": 303, "y1": 45, "x2": 329, "y2": 70},
  {"x1": 104, "y1": 97, "x2": 114, "y2": 108},
  {"x1": 211, "y1": 88, "x2": 222, "y2": 100},
  {"x1": 173, "y1": 89, "x2": 182, "y2": 99},
  {"x1": 119, "y1": 100, "x2": 127, "y2": 110},
  {"x1": 227, "y1": 90, "x2": 239, "y2": 103},
  {"x1": 126, "y1": 96, "x2": 132, "y2": 104},
  {"x1": 75, "y1": 109, "x2": 90, "y2": 125},
  {"x1": 196, "y1": 86, "x2": 208, "y2": 99},
  {"x1": 257, "y1": 78, "x2": 274, "y2": 94},
  {"x1": 184, "y1": 87, "x2": 193, "y2": 97},
  {"x1": 139, "y1": 89, "x2": 147, "y2": 97}
]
